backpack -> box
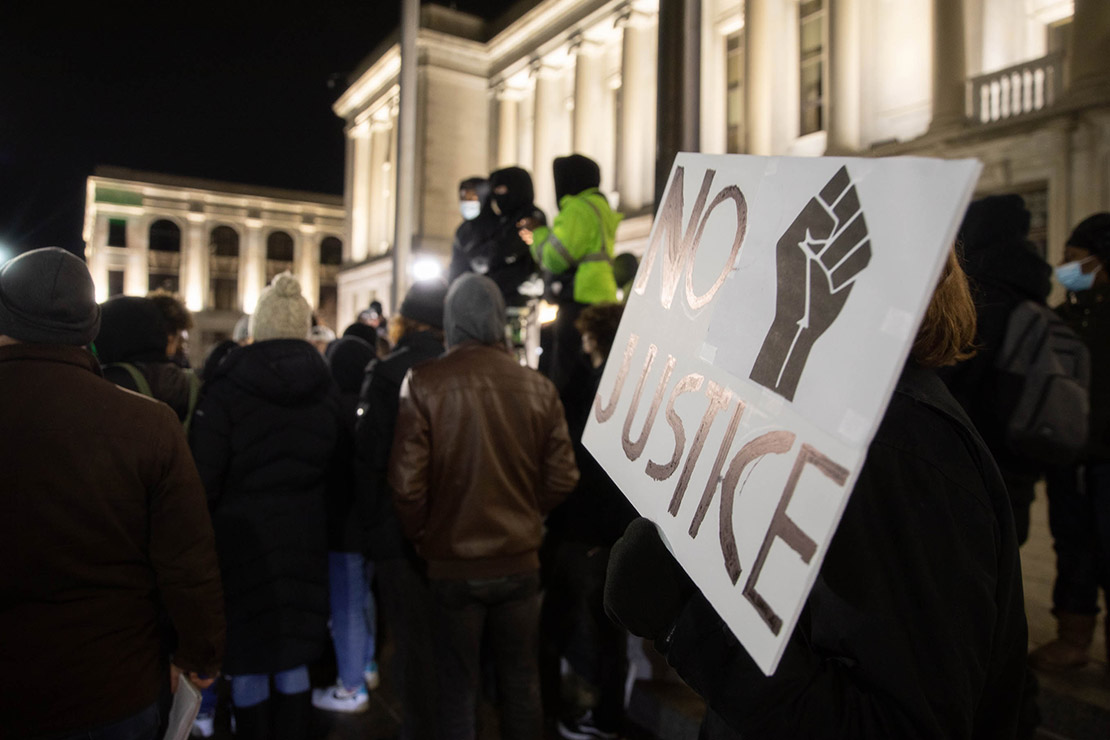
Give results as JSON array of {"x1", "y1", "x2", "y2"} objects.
[
  {"x1": 104, "y1": 362, "x2": 202, "y2": 436},
  {"x1": 993, "y1": 300, "x2": 1090, "y2": 465}
]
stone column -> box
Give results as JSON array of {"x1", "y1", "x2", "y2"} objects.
[
  {"x1": 655, "y1": 0, "x2": 697, "y2": 207},
  {"x1": 124, "y1": 218, "x2": 149, "y2": 296},
  {"x1": 298, "y1": 225, "x2": 319, "y2": 309},
  {"x1": 496, "y1": 87, "x2": 520, "y2": 168},
  {"x1": 88, "y1": 214, "x2": 111, "y2": 302},
  {"x1": 746, "y1": 0, "x2": 773, "y2": 155},
  {"x1": 183, "y1": 216, "x2": 208, "y2": 311},
  {"x1": 827, "y1": 0, "x2": 861, "y2": 153},
  {"x1": 619, "y1": 7, "x2": 659, "y2": 213},
  {"x1": 241, "y1": 221, "x2": 265, "y2": 314},
  {"x1": 349, "y1": 121, "x2": 372, "y2": 263},
  {"x1": 1068, "y1": 0, "x2": 1110, "y2": 100},
  {"x1": 533, "y1": 60, "x2": 563, "y2": 216},
  {"x1": 929, "y1": 0, "x2": 967, "y2": 131}
]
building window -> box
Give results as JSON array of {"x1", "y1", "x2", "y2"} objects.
[
  {"x1": 210, "y1": 225, "x2": 239, "y2": 257},
  {"x1": 108, "y1": 270, "x2": 124, "y2": 297},
  {"x1": 149, "y1": 220, "x2": 181, "y2": 252},
  {"x1": 108, "y1": 219, "x2": 127, "y2": 247},
  {"x1": 212, "y1": 278, "x2": 238, "y2": 311},
  {"x1": 799, "y1": 0, "x2": 827, "y2": 137},
  {"x1": 320, "y1": 236, "x2": 343, "y2": 266},
  {"x1": 726, "y1": 30, "x2": 746, "y2": 153},
  {"x1": 266, "y1": 231, "x2": 295, "y2": 263},
  {"x1": 148, "y1": 274, "x2": 178, "y2": 293}
]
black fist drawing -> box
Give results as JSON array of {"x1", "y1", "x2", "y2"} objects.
[{"x1": 749, "y1": 167, "x2": 871, "y2": 401}]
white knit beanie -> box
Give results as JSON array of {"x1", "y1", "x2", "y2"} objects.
[{"x1": 249, "y1": 272, "x2": 312, "y2": 342}]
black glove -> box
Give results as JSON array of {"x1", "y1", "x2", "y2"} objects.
[{"x1": 604, "y1": 517, "x2": 697, "y2": 642}]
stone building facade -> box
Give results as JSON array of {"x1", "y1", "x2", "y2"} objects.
[
  {"x1": 83, "y1": 167, "x2": 345, "y2": 364},
  {"x1": 334, "y1": 0, "x2": 1109, "y2": 317}
]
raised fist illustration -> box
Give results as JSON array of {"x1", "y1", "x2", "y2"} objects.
[{"x1": 749, "y1": 167, "x2": 871, "y2": 401}]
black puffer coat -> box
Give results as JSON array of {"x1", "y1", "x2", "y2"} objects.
[{"x1": 190, "y1": 339, "x2": 346, "y2": 675}]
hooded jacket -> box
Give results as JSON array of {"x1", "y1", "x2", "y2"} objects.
[
  {"x1": 450, "y1": 167, "x2": 543, "y2": 307},
  {"x1": 388, "y1": 275, "x2": 579, "y2": 579},
  {"x1": 324, "y1": 336, "x2": 376, "y2": 552},
  {"x1": 531, "y1": 155, "x2": 622, "y2": 305},
  {"x1": 940, "y1": 195, "x2": 1053, "y2": 482},
  {"x1": 189, "y1": 338, "x2": 346, "y2": 674}
]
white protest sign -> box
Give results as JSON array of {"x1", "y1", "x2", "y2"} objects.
[{"x1": 583, "y1": 153, "x2": 981, "y2": 674}]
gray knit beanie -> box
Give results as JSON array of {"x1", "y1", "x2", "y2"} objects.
[
  {"x1": 249, "y1": 272, "x2": 312, "y2": 341},
  {"x1": 0, "y1": 247, "x2": 101, "y2": 345}
]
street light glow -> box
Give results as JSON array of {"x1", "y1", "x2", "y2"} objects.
[{"x1": 412, "y1": 257, "x2": 443, "y2": 282}]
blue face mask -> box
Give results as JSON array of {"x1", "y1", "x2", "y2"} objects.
[
  {"x1": 1056, "y1": 257, "x2": 1102, "y2": 292},
  {"x1": 459, "y1": 200, "x2": 481, "y2": 221}
]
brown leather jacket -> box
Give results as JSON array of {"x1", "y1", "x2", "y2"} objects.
[{"x1": 388, "y1": 341, "x2": 579, "y2": 579}]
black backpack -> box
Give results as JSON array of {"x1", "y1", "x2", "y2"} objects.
[{"x1": 993, "y1": 300, "x2": 1090, "y2": 465}]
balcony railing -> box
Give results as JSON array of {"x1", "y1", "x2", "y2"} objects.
[{"x1": 967, "y1": 52, "x2": 1062, "y2": 125}]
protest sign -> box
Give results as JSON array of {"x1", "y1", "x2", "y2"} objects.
[{"x1": 582, "y1": 153, "x2": 981, "y2": 674}]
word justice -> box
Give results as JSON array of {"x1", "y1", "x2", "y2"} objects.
[{"x1": 593, "y1": 332, "x2": 849, "y2": 636}]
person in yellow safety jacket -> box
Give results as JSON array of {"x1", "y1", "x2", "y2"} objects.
[{"x1": 520, "y1": 154, "x2": 623, "y2": 391}]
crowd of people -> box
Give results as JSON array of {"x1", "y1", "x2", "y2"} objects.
[{"x1": 1, "y1": 157, "x2": 1109, "y2": 740}]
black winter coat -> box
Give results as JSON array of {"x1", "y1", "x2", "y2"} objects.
[
  {"x1": 662, "y1": 365, "x2": 1027, "y2": 739},
  {"x1": 547, "y1": 364, "x2": 636, "y2": 547},
  {"x1": 941, "y1": 243, "x2": 1052, "y2": 484},
  {"x1": 1056, "y1": 286, "x2": 1110, "y2": 462},
  {"x1": 448, "y1": 207, "x2": 542, "y2": 307},
  {"x1": 355, "y1": 330, "x2": 444, "y2": 560},
  {"x1": 190, "y1": 339, "x2": 346, "y2": 675}
]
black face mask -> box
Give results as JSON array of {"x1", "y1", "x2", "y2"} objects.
[{"x1": 488, "y1": 167, "x2": 535, "y2": 217}]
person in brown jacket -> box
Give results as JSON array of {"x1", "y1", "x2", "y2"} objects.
[
  {"x1": 0, "y1": 248, "x2": 224, "y2": 740},
  {"x1": 389, "y1": 272, "x2": 579, "y2": 740}
]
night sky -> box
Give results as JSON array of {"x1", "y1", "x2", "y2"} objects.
[{"x1": 0, "y1": 1, "x2": 516, "y2": 259}]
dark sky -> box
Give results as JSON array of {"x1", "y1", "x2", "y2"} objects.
[{"x1": 0, "y1": 1, "x2": 516, "y2": 258}]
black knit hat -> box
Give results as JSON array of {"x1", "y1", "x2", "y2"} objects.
[
  {"x1": 0, "y1": 247, "x2": 101, "y2": 345},
  {"x1": 1066, "y1": 213, "x2": 1110, "y2": 268},
  {"x1": 400, "y1": 277, "x2": 449, "y2": 329}
]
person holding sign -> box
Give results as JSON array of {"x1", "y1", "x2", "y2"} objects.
[
  {"x1": 604, "y1": 250, "x2": 1028, "y2": 739},
  {"x1": 522, "y1": 154, "x2": 623, "y2": 391}
]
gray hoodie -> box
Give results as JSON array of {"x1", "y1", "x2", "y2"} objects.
[{"x1": 444, "y1": 273, "x2": 506, "y2": 348}]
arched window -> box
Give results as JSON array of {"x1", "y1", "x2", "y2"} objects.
[
  {"x1": 210, "y1": 225, "x2": 239, "y2": 257},
  {"x1": 267, "y1": 231, "x2": 295, "y2": 262},
  {"x1": 320, "y1": 236, "x2": 343, "y2": 266},
  {"x1": 149, "y1": 219, "x2": 182, "y2": 252}
]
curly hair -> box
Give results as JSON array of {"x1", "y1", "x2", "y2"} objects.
[{"x1": 147, "y1": 289, "x2": 194, "y2": 332}]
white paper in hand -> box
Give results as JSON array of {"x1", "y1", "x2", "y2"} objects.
[{"x1": 163, "y1": 678, "x2": 202, "y2": 740}]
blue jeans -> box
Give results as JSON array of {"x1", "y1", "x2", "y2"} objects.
[
  {"x1": 231, "y1": 666, "x2": 310, "y2": 708},
  {"x1": 54, "y1": 702, "x2": 160, "y2": 740},
  {"x1": 328, "y1": 551, "x2": 377, "y2": 688}
]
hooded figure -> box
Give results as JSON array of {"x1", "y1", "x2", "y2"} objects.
[
  {"x1": 96, "y1": 295, "x2": 200, "y2": 423},
  {"x1": 388, "y1": 272, "x2": 577, "y2": 738},
  {"x1": 528, "y1": 153, "x2": 623, "y2": 391},
  {"x1": 449, "y1": 176, "x2": 499, "y2": 285},
  {"x1": 449, "y1": 167, "x2": 544, "y2": 307},
  {"x1": 939, "y1": 194, "x2": 1052, "y2": 544}
]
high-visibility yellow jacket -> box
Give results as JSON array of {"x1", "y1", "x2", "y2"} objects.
[{"x1": 531, "y1": 188, "x2": 623, "y2": 305}]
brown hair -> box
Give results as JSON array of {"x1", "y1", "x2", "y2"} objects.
[
  {"x1": 574, "y1": 303, "x2": 625, "y2": 359},
  {"x1": 911, "y1": 247, "x2": 977, "y2": 368},
  {"x1": 388, "y1": 314, "x2": 443, "y2": 347},
  {"x1": 147, "y1": 289, "x2": 194, "y2": 332}
]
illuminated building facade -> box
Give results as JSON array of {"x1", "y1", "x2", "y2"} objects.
[
  {"x1": 83, "y1": 167, "x2": 345, "y2": 363},
  {"x1": 336, "y1": 0, "x2": 1108, "y2": 319}
]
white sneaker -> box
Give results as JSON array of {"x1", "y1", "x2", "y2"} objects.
[
  {"x1": 190, "y1": 711, "x2": 215, "y2": 738},
  {"x1": 363, "y1": 661, "x2": 380, "y2": 690},
  {"x1": 311, "y1": 683, "x2": 369, "y2": 713}
]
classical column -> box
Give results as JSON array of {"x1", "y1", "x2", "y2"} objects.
[
  {"x1": 89, "y1": 214, "x2": 110, "y2": 302},
  {"x1": 533, "y1": 60, "x2": 563, "y2": 216},
  {"x1": 124, "y1": 218, "x2": 149, "y2": 296},
  {"x1": 183, "y1": 215, "x2": 207, "y2": 312},
  {"x1": 827, "y1": 0, "x2": 861, "y2": 153},
  {"x1": 298, "y1": 225, "x2": 319, "y2": 309},
  {"x1": 1068, "y1": 0, "x2": 1110, "y2": 100},
  {"x1": 746, "y1": 0, "x2": 773, "y2": 155},
  {"x1": 241, "y1": 220, "x2": 265, "y2": 314},
  {"x1": 655, "y1": 0, "x2": 698, "y2": 207},
  {"x1": 349, "y1": 121, "x2": 372, "y2": 263},
  {"x1": 619, "y1": 6, "x2": 659, "y2": 213},
  {"x1": 369, "y1": 118, "x2": 390, "y2": 255},
  {"x1": 929, "y1": 0, "x2": 967, "y2": 131},
  {"x1": 496, "y1": 86, "x2": 520, "y2": 168},
  {"x1": 393, "y1": 0, "x2": 419, "y2": 311}
]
